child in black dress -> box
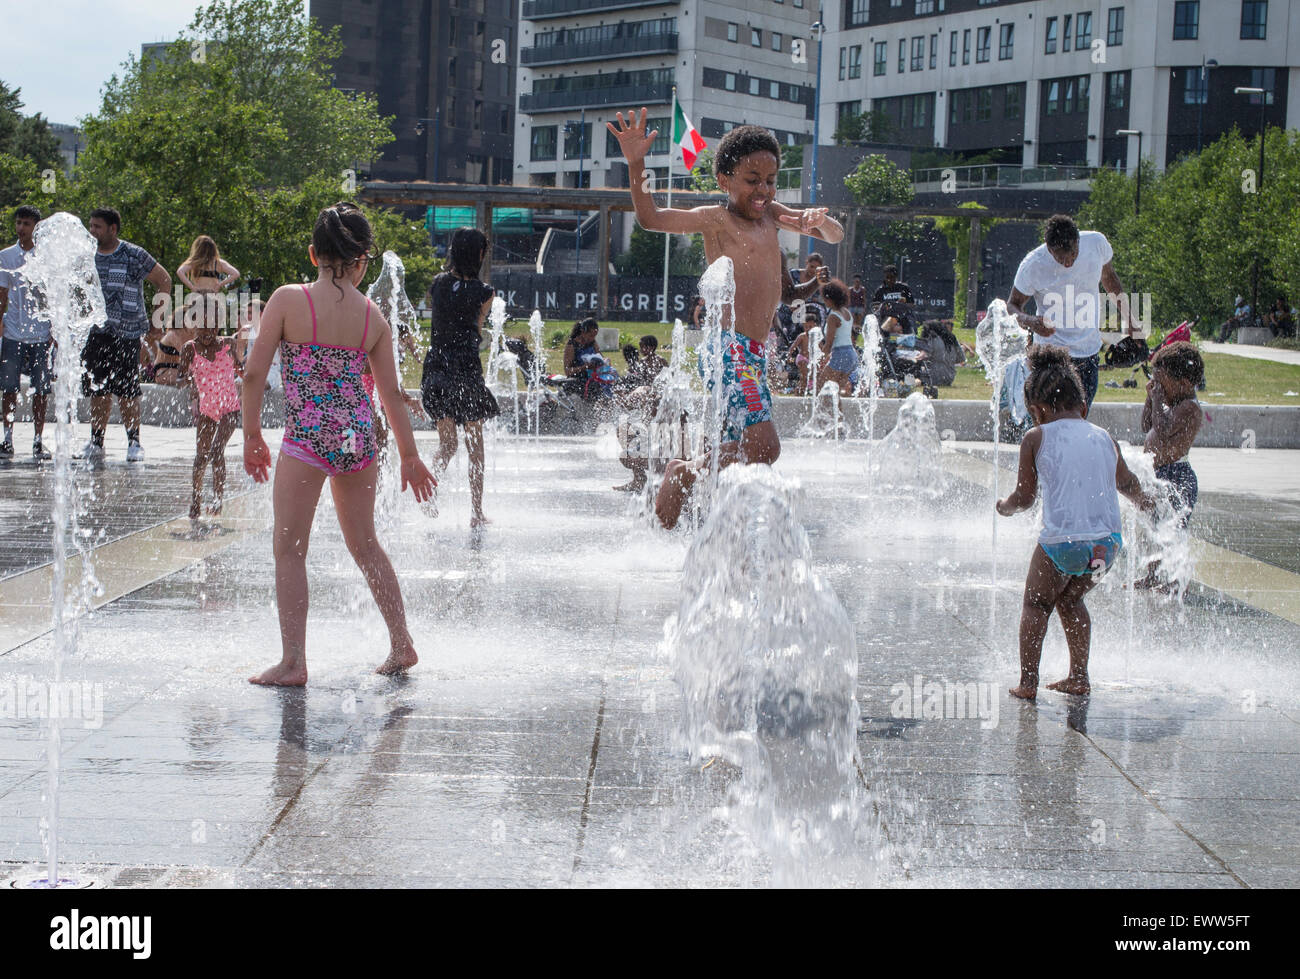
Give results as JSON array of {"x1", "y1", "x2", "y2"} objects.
[{"x1": 421, "y1": 227, "x2": 500, "y2": 528}]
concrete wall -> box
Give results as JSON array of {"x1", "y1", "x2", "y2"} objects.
[{"x1": 15, "y1": 388, "x2": 1297, "y2": 449}]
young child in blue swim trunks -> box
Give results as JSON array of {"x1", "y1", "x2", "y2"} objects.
[
  {"x1": 997, "y1": 346, "x2": 1153, "y2": 699},
  {"x1": 607, "y1": 111, "x2": 844, "y2": 528}
]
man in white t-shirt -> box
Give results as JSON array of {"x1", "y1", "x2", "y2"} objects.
[
  {"x1": 0, "y1": 205, "x2": 52, "y2": 460},
  {"x1": 1008, "y1": 214, "x2": 1139, "y2": 407}
]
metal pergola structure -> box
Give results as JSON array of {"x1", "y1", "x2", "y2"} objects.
[{"x1": 360, "y1": 181, "x2": 1058, "y2": 326}]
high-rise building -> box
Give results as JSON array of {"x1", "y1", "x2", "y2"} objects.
[
  {"x1": 311, "y1": 0, "x2": 517, "y2": 183},
  {"x1": 820, "y1": 0, "x2": 1298, "y2": 172},
  {"x1": 515, "y1": 1, "x2": 821, "y2": 190}
]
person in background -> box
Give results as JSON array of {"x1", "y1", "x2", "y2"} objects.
[
  {"x1": 872, "y1": 265, "x2": 916, "y2": 336},
  {"x1": 1007, "y1": 214, "x2": 1139, "y2": 408},
  {"x1": 849, "y1": 274, "x2": 868, "y2": 326},
  {"x1": 1265, "y1": 297, "x2": 1295, "y2": 339},
  {"x1": 0, "y1": 206, "x2": 53, "y2": 460},
  {"x1": 79, "y1": 207, "x2": 173, "y2": 463},
  {"x1": 630, "y1": 334, "x2": 667, "y2": 386},
  {"x1": 176, "y1": 235, "x2": 240, "y2": 297},
  {"x1": 1215, "y1": 295, "x2": 1254, "y2": 343},
  {"x1": 793, "y1": 252, "x2": 829, "y2": 328},
  {"x1": 690, "y1": 296, "x2": 705, "y2": 329},
  {"x1": 818, "y1": 278, "x2": 859, "y2": 396}
]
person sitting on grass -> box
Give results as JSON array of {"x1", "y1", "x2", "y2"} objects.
[
  {"x1": 997, "y1": 346, "x2": 1152, "y2": 700},
  {"x1": 1134, "y1": 341, "x2": 1204, "y2": 591}
]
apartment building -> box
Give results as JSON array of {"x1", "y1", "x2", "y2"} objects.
[
  {"x1": 821, "y1": 0, "x2": 1299, "y2": 170},
  {"x1": 515, "y1": 0, "x2": 822, "y2": 190},
  {"x1": 311, "y1": 0, "x2": 517, "y2": 183}
]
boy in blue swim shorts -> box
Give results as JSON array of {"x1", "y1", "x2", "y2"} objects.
[
  {"x1": 997, "y1": 346, "x2": 1153, "y2": 700},
  {"x1": 608, "y1": 112, "x2": 843, "y2": 528}
]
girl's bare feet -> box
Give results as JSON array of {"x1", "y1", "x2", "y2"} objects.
[
  {"x1": 470, "y1": 514, "x2": 492, "y2": 529},
  {"x1": 376, "y1": 641, "x2": 418, "y2": 676},
  {"x1": 207, "y1": 497, "x2": 224, "y2": 517},
  {"x1": 1009, "y1": 685, "x2": 1038, "y2": 701},
  {"x1": 1046, "y1": 676, "x2": 1090, "y2": 696},
  {"x1": 250, "y1": 661, "x2": 309, "y2": 686}
]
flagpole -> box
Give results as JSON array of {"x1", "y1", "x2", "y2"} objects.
[{"x1": 660, "y1": 86, "x2": 676, "y2": 325}]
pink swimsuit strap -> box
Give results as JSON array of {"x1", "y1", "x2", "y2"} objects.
[{"x1": 299, "y1": 284, "x2": 371, "y2": 352}]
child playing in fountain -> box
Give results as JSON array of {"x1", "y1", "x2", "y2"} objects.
[
  {"x1": 607, "y1": 110, "x2": 843, "y2": 528},
  {"x1": 179, "y1": 309, "x2": 243, "y2": 527},
  {"x1": 1135, "y1": 341, "x2": 1204, "y2": 590},
  {"x1": 997, "y1": 346, "x2": 1152, "y2": 699},
  {"x1": 242, "y1": 202, "x2": 437, "y2": 686}
]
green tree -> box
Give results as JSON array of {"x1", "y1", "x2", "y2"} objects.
[
  {"x1": 615, "y1": 224, "x2": 701, "y2": 276},
  {"x1": 833, "y1": 110, "x2": 893, "y2": 146},
  {"x1": 844, "y1": 154, "x2": 925, "y2": 270},
  {"x1": 932, "y1": 201, "x2": 1003, "y2": 329},
  {"x1": 0, "y1": 81, "x2": 63, "y2": 211},
  {"x1": 68, "y1": 0, "x2": 424, "y2": 294}
]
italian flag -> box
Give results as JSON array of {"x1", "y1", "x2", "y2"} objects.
[{"x1": 674, "y1": 102, "x2": 707, "y2": 170}]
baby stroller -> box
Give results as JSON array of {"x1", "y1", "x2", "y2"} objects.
[{"x1": 877, "y1": 334, "x2": 938, "y2": 399}]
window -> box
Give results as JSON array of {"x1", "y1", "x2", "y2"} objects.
[
  {"x1": 1046, "y1": 80, "x2": 1060, "y2": 115},
  {"x1": 1076, "y1": 12, "x2": 1092, "y2": 49},
  {"x1": 911, "y1": 36, "x2": 924, "y2": 71},
  {"x1": 1107, "y1": 7, "x2": 1124, "y2": 46},
  {"x1": 770, "y1": 81, "x2": 780, "y2": 98},
  {"x1": 930, "y1": 34, "x2": 938, "y2": 69},
  {"x1": 1106, "y1": 71, "x2": 1127, "y2": 110},
  {"x1": 1241, "y1": 1, "x2": 1267, "y2": 40},
  {"x1": 962, "y1": 29, "x2": 970, "y2": 64},
  {"x1": 847, "y1": 0, "x2": 869, "y2": 27},
  {"x1": 913, "y1": 94, "x2": 928, "y2": 128},
  {"x1": 749, "y1": 76, "x2": 760, "y2": 95},
  {"x1": 915, "y1": 0, "x2": 936, "y2": 12},
  {"x1": 724, "y1": 72, "x2": 736, "y2": 91},
  {"x1": 976, "y1": 27, "x2": 990, "y2": 63},
  {"x1": 999, "y1": 23, "x2": 1014, "y2": 59},
  {"x1": 899, "y1": 38, "x2": 906, "y2": 73},
  {"x1": 1183, "y1": 68, "x2": 1207, "y2": 105},
  {"x1": 949, "y1": 31, "x2": 958, "y2": 66},
  {"x1": 530, "y1": 126, "x2": 556, "y2": 161},
  {"x1": 838, "y1": 100, "x2": 861, "y2": 124},
  {"x1": 563, "y1": 121, "x2": 591, "y2": 159},
  {"x1": 874, "y1": 41, "x2": 888, "y2": 76},
  {"x1": 1045, "y1": 17, "x2": 1058, "y2": 54},
  {"x1": 839, "y1": 46, "x2": 847, "y2": 81},
  {"x1": 751, "y1": 27, "x2": 762, "y2": 47},
  {"x1": 976, "y1": 88, "x2": 993, "y2": 122},
  {"x1": 1005, "y1": 84, "x2": 1021, "y2": 119},
  {"x1": 1064, "y1": 78, "x2": 1076, "y2": 114},
  {"x1": 727, "y1": 22, "x2": 738, "y2": 42},
  {"x1": 771, "y1": 32, "x2": 782, "y2": 52},
  {"x1": 1063, "y1": 14, "x2": 1072, "y2": 51},
  {"x1": 849, "y1": 45, "x2": 862, "y2": 79},
  {"x1": 1173, "y1": 1, "x2": 1198, "y2": 39},
  {"x1": 1079, "y1": 75, "x2": 1090, "y2": 113},
  {"x1": 1247, "y1": 67, "x2": 1276, "y2": 105}
]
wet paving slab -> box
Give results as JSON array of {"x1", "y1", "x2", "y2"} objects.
[{"x1": 1, "y1": 434, "x2": 1298, "y2": 887}]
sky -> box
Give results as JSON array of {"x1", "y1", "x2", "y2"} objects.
[{"x1": 6, "y1": 1, "x2": 309, "y2": 126}]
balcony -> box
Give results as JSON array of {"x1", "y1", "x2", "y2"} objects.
[
  {"x1": 912, "y1": 163, "x2": 1099, "y2": 192},
  {"x1": 522, "y1": 0, "x2": 677, "y2": 20},
  {"x1": 523, "y1": 31, "x2": 678, "y2": 67},
  {"x1": 520, "y1": 81, "x2": 673, "y2": 112}
]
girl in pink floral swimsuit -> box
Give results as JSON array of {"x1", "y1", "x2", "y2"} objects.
[
  {"x1": 240, "y1": 202, "x2": 437, "y2": 687},
  {"x1": 180, "y1": 318, "x2": 243, "y2": 523}
]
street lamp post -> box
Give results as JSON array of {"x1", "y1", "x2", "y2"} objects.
[
  {"x1": 1235, "y1": 86, "x2": 1268, "y2": 327},
  {"x1": 415, "y1": 112, "x2": 441, "y2": 182},
  {"x1": 1116, "y1": 129, "x2": 1142, "y2": 215},
  {"x1": 810, "y1": 9, "x2": 826, "y2": 206},
  {"x1": 1197, "y1": 57, "x2": 1218, "y2": 152},
  {"x1": 565, "y1": 109, "x2": 587, "y2": 269}
]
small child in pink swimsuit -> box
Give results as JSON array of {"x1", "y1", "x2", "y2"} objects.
[{"x1": 180, "y1": 320, "x2": 243, "y2": 524}]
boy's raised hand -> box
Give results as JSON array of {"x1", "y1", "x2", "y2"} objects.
[
  {"x1": 606, "y1": 108, "x2": 659, "y2": 162},
  {"x1": 778, "y1": 207, "x2": 831, "y2": 236}
]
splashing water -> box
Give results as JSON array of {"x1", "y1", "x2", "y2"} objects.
[
  {"x1": 668, "y1": 318, "x2": 687, "y2": 375},
  {"x1": 695, "y1": 257, "x2": 735, "y2": 498},
  {"x1": 484, "y1": 296, "x2": 509, "y2": 395},
  {"x1": 975, "y1": 301, "x2": 1028, "y2": 624},
  {"x1": 20, "y1": 213, "x2": 107, "y2": 889},
  {"x1": 366, "y1": 252, "x2": 420, "y2": 534},
  {"x1": 856, "y1": 313, "x2": 883, "y2": 475},
  {"x1": 800, "y1": 382, "x2": 843, "y2": 440},
  {"x1": 665, "y1": 466, "x2": 882, "y2": 885},
  {"x1": 527, "y1": 310, "x2": 545, "y2": 437},
  {"x1": 872, "y1": 392, "x2": 947, "y2": 497}
]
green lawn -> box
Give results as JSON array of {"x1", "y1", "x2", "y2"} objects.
[{"x1": 400, "y1": 318, "x2": 1300, "y2": 406}]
